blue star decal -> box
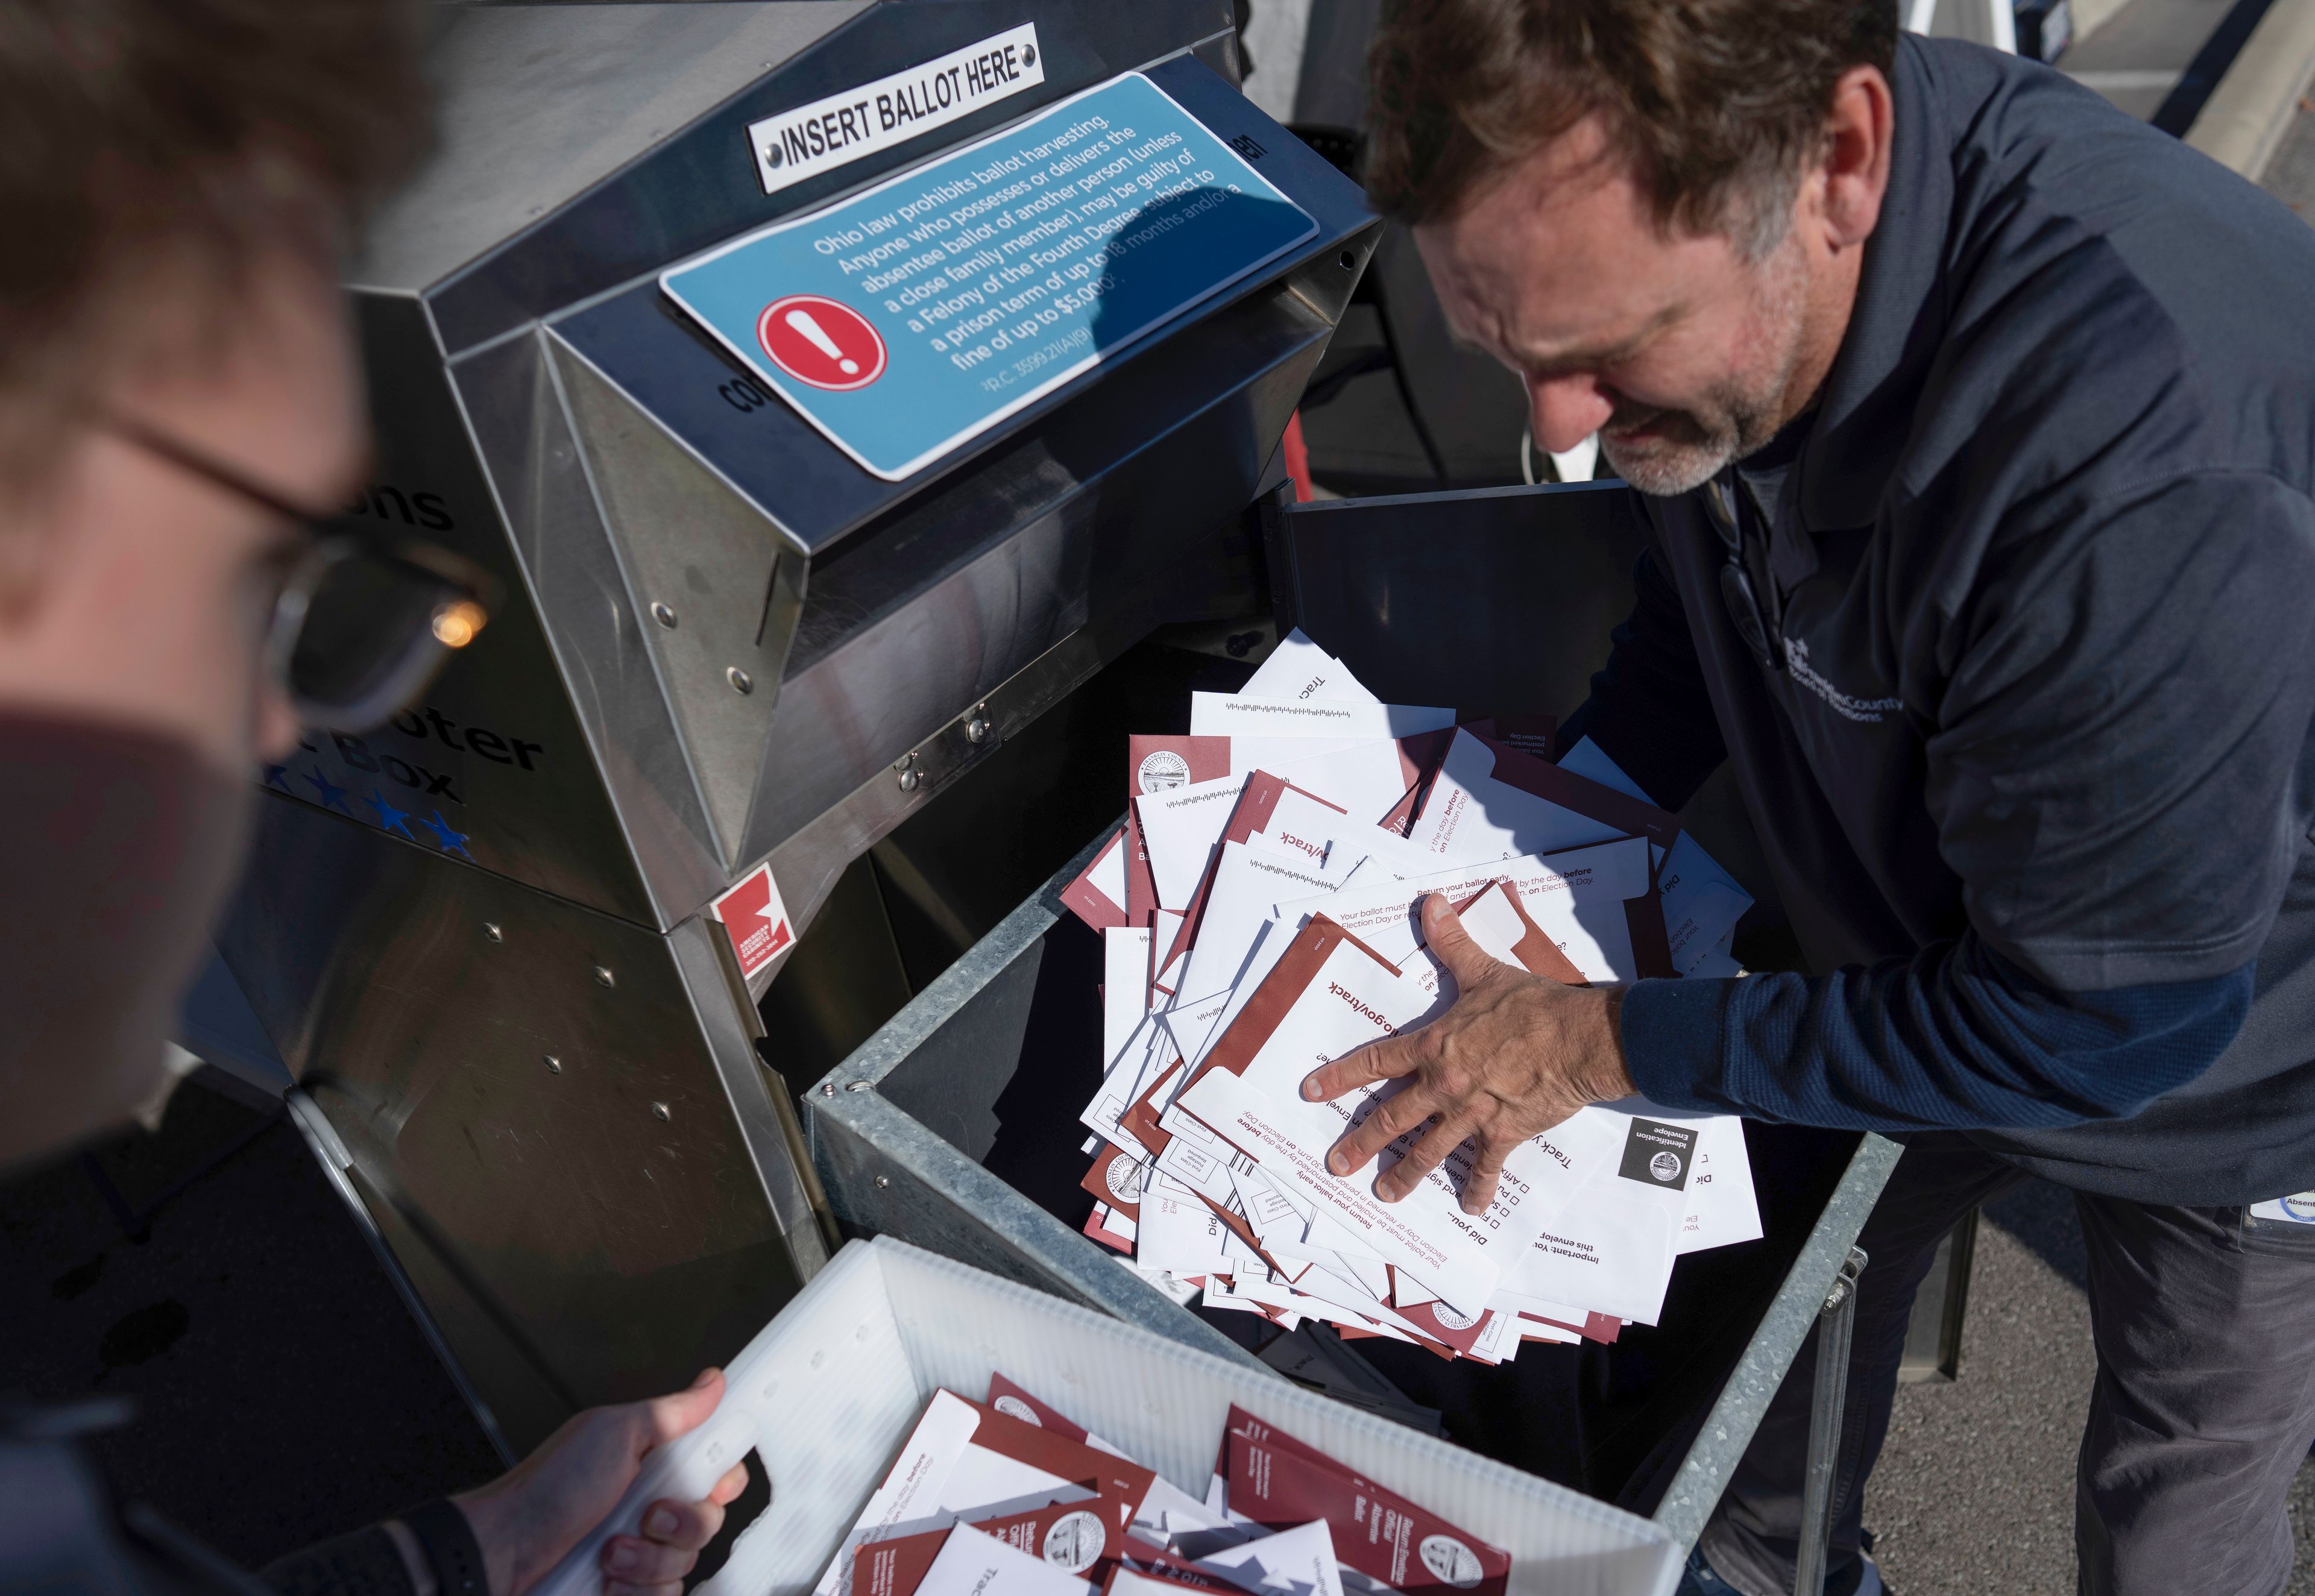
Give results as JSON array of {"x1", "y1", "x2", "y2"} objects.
[
  {"x1": 365, "y1": 789, "x2": 416, "y2": 840},
  {"x1": 419, "y1": 809, "x2": 474, "y2": 861},
  {"x1": 304, "y1": 766, "x2": 353, "y2": 812},
  {"x1": 262, "y1": 764, "x2": 292, "y2": 793}
]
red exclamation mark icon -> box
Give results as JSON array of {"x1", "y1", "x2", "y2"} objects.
[{"x1": 756, "y1": 294, "x2": 888, "y2": 391}]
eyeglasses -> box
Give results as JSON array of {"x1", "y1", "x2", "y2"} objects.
[
  {"x1": 104, "y1": 416, "x2": 496, "y2": 732},
  {"x1": 1702, "y1": 474, "x2": 1786, "y2": 674}
]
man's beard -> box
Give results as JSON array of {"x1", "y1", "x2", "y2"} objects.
[{"x1": 1596, "y1": 242, "x2": 1809, "y2": 496}]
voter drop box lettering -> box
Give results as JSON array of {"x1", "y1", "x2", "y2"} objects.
[
  {"x1": 711, "y1": 863, "x2": 795, "y2": 980},
  {"x1": 745, "y1": 25, "x2": 1047, "y2": 197},
  {"x1": 664, "y1": 72, "x2": 1317, "y2": 480}
]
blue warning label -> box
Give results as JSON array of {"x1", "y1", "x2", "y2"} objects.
[{"x1": 661, "y1": 72, "x2": 1317, "y2": 481}]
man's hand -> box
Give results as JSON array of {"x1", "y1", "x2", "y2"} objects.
[
  {"x1": 1300, "y1": 893, "x2": 1636, "y2": 1214},
  {"x1": 452, "y1": 1368, "x2": 751, "y2": 1596}
]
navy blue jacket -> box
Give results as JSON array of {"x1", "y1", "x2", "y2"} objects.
[{"x1": 1583, "y1": 36, "x2": 2315, "y2": 1204}]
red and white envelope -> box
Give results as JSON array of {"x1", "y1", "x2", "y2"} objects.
[
  {"x1": 814, "y1": 1391, "x2": 1161, "y2": 1596},
  {"x1": 1081, "y1": 1142, "x2": 1150, "y2": 1221},
  {"x1": 1062, "y1": 829, "x2": 1132, "y2": 934},
  {"x1": 1125, "y1": 735, "x2": 1450, "y2": 925},
  {"x1": 1403, "y1": 729, "x2": 1680, "y2": 976},
  {"x1": 1223, "y1": 1409, "x2": 1510, "y2": 1596}
]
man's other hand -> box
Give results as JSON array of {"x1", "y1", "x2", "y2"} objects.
[
  {"x1": 453, "y1": 1368, "x2": 751, "y2": 1596},
  {"x1": 1300, "y1": 893, "x2": 1637, "y2": 1215}
]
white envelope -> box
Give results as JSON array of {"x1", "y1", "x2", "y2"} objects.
[
  {"x1": 1467, "y1": 1307, "x2": 1518, "y2": 1363},
  {"x1": 1663, "y1": 875, "x2": 1752, "y2": 975},
  {"x1": 1190, "y1": 693, "x2": 1456, "y2": 740},
  {"x1": 1137, "y1": 1173, "x2": 1267, "y2": 1278},
  {"x1": 1152, "y1": 1108, "x2": 1259, "y2": 1213},
  {"x1": 1174, "y1": 840, "x2": 1359, "y2": 1017},
  {"x1": 1082, "y1": 1016, "x2": 1177, "y2": 1152},
  {"x1": 1511, "y1": 1315, "x2": 1582, "y2": 1347},
  {"x1": 916, "y1": 1524, "x2": 1094, "y2": 1596},
  {"x1": 1230, "y1": 1163, "x2": 1308, "y2": 1245},
  {"x1": 1499, "y1": 1178, "x2": 1680, "y2": 1326},
  {"x1": 1584, "y1": 1096, "x2": 1760, "y2": 1248},
  {"x1": 1406, "y1": 729, "x2": 1636, "y2": 860},
  {"x1": 1202, "y1": 1276, "x2": 1302, "y2": 1331},
  {"x1": 1138, "y1": 773, "x2": 1253, "y2": 913},
  {"x1": 1556, "y1": 737, "x2": 1756, "y2": 974},
  {"x1": 1677, "y1": 1116, "x2": 1763, "y2": 1254},
  {"x1": 1151, "y1": 910, "x2": 1187, "y2": 998},
  {"x1": 1277, "y1": 838, "x2": 1651, "y2": 985},
  {"x1": 1160, "y1": 986, "x2": 1238, "y2": 1070},
  {"x1": 1236, "y1": 628, "x2": 1381, "y2": 706},
  {"x1": 1177, "y1": 932, "x2": 1617, "y2": 1316},
  {"x1": 1188, "y1": 919, "x2": 1299, "y2": 1069},
  {"x1": 1272, "y1": 740, "x2": 1434, "y2": 830},
  {"x1": 1103, "y1": 928, "x2": 1153, "y2": 1069},
  {"x1": 1688, "y1": 931, "x2": 1745, "y2": 979},
  {"x1": 1253, "y1": 785, "x2": 1358, "y2": 873},
  {"x1": 811, "y1": 1391, "x2": 1090, "y2": 1596}
]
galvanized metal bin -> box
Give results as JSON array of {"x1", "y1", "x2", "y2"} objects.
[
  {"x1": 804, "y1": 479, "x2": 1903, "y2": 1552},
  {"x1": 804, "y1": 822, "x2": 1898, "y2": 1549}
]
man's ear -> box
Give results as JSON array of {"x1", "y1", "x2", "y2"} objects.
[{"x1": 1818, "y1": 64, "x2": 1893, "y2": 251}]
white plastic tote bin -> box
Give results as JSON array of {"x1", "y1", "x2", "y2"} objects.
[{"x1": 544, "y1": 1236, "x2": 1685, "y2": 1596}]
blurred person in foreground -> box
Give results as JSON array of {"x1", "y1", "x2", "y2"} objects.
[
  {"x1": 1301, "y1": 0, "x2": 2315, "y2": 1592},
  {"x1": 0, "y1": 4, "x2": 747, "y2": 1595}
]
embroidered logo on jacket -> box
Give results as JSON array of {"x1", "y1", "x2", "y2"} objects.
[{"x1": 1783, "y1": 636, "x2": 1902, "y2": 723}]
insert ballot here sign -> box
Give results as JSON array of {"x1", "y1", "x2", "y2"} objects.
[{"x1": 662, "y1": 73, "x2": 1317, "y2": 481}]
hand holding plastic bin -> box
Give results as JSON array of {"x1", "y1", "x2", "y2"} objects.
[{"x1": 455, "y1": 1370, "x2": 752, "y2": 1596}]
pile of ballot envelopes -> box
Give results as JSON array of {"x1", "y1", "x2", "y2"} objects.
[
  {"x1": 1059, "y1": 630, "x2": 1764, "y2": 1359},
  {"x1": 825, "y1": 1374, "x2": 1512, "y2": 1596}
]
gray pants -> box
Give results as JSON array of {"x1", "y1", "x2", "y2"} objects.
[{"x1": 1699, "y1": 1133, "x2": 2315, "y2": 1596}]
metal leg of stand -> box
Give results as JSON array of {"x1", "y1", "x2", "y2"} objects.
[{"x1": 1792, "y1": 1246, "x2": 1869, "y2": 1596}]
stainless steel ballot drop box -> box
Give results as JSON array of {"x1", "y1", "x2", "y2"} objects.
[{"x1": 218, "y1": 0, "x2": 1378, "y2": 1456}]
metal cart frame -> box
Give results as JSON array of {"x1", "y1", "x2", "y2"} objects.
[{"x1": 807, "y1": 828, "x2": 1900, "y2": 1589}]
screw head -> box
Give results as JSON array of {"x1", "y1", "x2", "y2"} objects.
[
  {"x1": 651, "y1": 602, "x2": 678, "y2": 629},
  {"x1": 727, "y1": 667, "x2": 754, "y2": 695},
  {"x1": 965, "y1": 715, "x2": 991, "y2": 744},
  {"x1": 819, "y1": 1081, "x2": 835, "y2": 1097},
  {"x1": 650, "y1": 1101, "x2": 671, "y2": 1122},
  {"x1": 593, "y1": 965, "x2": 616, "y2": 988},
  {"x1": 544, "y1": 1055, "x2": 562, "y2": 1074},
  {"x1": 898, "y1": 768, "x2": 920, "y2": 792},
  {"x1": 483, "y1": 922, "x2": 503, "y2": 943},
  {"x1": 874, "y1": 1174, "x2": 891, "y2": 1190}
]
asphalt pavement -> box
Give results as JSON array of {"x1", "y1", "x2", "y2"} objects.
[{"x1": 1865, "y1": 1181, "x2": 2315, "y2": 1594}]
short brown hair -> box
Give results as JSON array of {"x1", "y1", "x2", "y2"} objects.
[
  {"x1": 1365, "y1": 0, "x2": 1896, "y2": 252},
  {"x1": 0, "y1": 0, "x2": 428, "y2": 488}
]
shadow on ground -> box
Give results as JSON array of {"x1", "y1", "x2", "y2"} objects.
[{"x1": 0, "y1": 1075, "x2": 500, "y2": 1566}]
